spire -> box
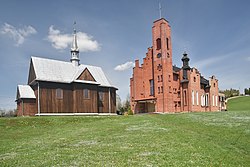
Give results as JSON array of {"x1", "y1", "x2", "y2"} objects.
[{"x1": 70, "y1": 21, "x2": 80, "y2": 66}]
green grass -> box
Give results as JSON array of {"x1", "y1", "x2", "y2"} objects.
[{"x1": 0, "y1": 97, "x2": 249, "y2": 166}]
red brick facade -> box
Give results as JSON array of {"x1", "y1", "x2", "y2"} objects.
[{"x1": 130, "y1": 18, "x2": 222, "y2": 113}]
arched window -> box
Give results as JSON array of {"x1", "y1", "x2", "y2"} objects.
[
  {"x1": 194, "y1": 77, "x2": 196, "y2": 82},
  {"x1": 156, "y1": 38, "x2": 161, "y2": 50}
]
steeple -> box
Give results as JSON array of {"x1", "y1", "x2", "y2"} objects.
[
  {"x1": 181, "y1": 51, "x2": 190, "y2": 70},
  {"x1": 181, "y1": 51, "x2": 190, "y2": 80},
  {"x1": 70, "y1": 22, "x2": 80, "y2": 66}
]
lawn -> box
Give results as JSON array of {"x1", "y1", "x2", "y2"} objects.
[{"x1": 0, "y1": 97, "x2": 249, "y2": 166}]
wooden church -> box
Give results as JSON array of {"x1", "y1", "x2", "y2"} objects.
[{"x1": 16, "y1": 27, "x2": 117, "y2": 116}]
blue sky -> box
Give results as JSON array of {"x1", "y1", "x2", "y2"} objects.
[{"x1": 0, "y1": 0, "x2": 250, "y2": 109}]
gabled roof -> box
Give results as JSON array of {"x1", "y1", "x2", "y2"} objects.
[
  {"x1": 30, "y1": 57, "x2": 116, "y2": 88},
  {"x1": 16, "y1": 85, "x2": 36, "y2": 100}
]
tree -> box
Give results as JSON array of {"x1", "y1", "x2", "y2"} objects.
[{"x1": 244, "y1": 88, "x2": 250, "y2": 95}]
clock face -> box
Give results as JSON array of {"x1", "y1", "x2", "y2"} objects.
[{"x1": 157, "y1": 53, "x2": 161, "y2": 58}]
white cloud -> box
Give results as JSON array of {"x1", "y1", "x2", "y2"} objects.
[
  {"x1": 114, "y1": 61, "x2": 134, "y2": 71},
  {"x1": 47, "y1": 25, "x2": 100, "y2": 52},
  {"x1": 0, "y1": 23, "x2": 37, "y2": 46}
]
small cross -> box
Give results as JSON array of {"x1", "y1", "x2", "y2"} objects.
[{"x1": 159, "y1": 2, "x2": 162, "y2": 18}]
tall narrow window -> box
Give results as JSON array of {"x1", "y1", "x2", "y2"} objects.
[
  {"x1": 149, "y1": 80, "x2": 154, "y2": 96},
  {"x1": 99, "y1": 92, "x2": 104, "y2": 101},
  {"x1": 212, "y1": 95, "x2": 214, "y2": 106},
  {"x1": 166, "y1": 38, "x2": 169, "y2": 50},
  {"x1": 158, "y1": 87, "x2": 160, "y2": 94},
  {"x1": 201, "y1": 95, "x2": 203, "y2": 106},
  {"x1": 56, "y1": 88, "x2": 63, "y2": 99},
  {"x1": 205, "y1": 93, "x2": 209, "y2": 106},
  {"x1": 215, "y1": 96, "x2": 218, "y2": 106},
  {"x1": 83, "y1": 89, "x2": 90, "y2": 99},
  {"x1": 156, "y1": 38, "x2": 161, "y2": 50},
  {"x1": 196, "y1": 91, "x2": 199, "y2": 105},
  {"x1": 192, "y1": 90, "x2": 195, "y2": 105},
  {"x1": 184, "y1": 90, "x2": 187, "y2": 106},
  {"x1": 161, "y1": 86, "x2": 163, "y2": 93}
]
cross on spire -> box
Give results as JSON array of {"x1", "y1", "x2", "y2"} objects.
[
  {"x1": 159, "y1": 2, "x2": 162, "y2": 18},
  {"x1": 73, "y1": 21, "x2": 76, "y2": 34}
]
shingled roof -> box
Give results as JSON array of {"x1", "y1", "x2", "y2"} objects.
[
  {"x1": 30, "y1": 57, "x2": 116, "y2": 88},
  {"x1": 16, "y1": 85, "x2": 36, "y2": 100}
]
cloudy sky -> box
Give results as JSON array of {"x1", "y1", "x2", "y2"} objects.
[{"x1": 0, "y1": 0, "x2": 250, "y2": 109}]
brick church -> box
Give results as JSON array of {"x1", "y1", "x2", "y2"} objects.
[{"x1": 130, "y1": 18, "x2": 225, "y2": 113}]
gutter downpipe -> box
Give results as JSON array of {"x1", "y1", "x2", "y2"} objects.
[
  {"x1": 38, "y1": 82, "x2": 40, "y2": 116},
  {"x1": 22, "y1": 100, "x2": 24, "y2": 116},
  {"x1": 108, "y1": 88, "x2": 111, "y2": 115}
]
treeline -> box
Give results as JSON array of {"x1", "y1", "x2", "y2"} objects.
[
  {"x1": 220, "y1": 87, "x2": 250, "y2": 99},
  {"x1": 220, "y1": 88, "x2": 240, "y2": 99},
  {"x1": 0, "y1": 109, "x2": 17, "y2": 117},
  {"x1": 116, "y1": 94, "x2": 133, "y2": 115}
]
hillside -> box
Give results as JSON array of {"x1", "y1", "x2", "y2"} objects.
[
  {"x1": 0, "y1": 97, "x2": 249, "y2": 166},
  {"x1": 227, "y1": 96, "x2": 250, "y2": 111}
]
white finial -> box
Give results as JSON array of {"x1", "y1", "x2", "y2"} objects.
[
  {"x1": 159, "y1": 2, "x2": 162, "y2": 18},
  {"x1": 71, "y1": 21, "x2": 80, "y2": 66}
]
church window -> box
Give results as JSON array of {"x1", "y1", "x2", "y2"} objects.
[
  {"x1": 158, "y1": 87, "x2": 160, "y2": 94},
  {"x1": 99, "y1": 92, "x2": 104, "y2": 101},
  {"x1": 166, "y1": 38, "x2": 169, "y2": 50},
  {"x1": 196, "y1": 91, "x2": 199, "y2": 105},
  {"x1": 192, "y1": 90, "x2": 195, "y2": 105},
  {"x1": 161, "y1": 86, "x2": 163, "y2": 93},
  {"x1": 212, "y1": 95, "x2": 215, "y2": 106},
  {"x1": 215, "y1": 96, "x2": 218, "y2": 106},
  {"x1": 173, "y1": 74, "x2": 178, "y2": 81},
  {"x1": 205, "y1": 93, "x2": 209, "y2": 106},
  {"x1": 194, "y1": 77, "x2": 196, "y2": 82},
  {"x1": 83, "y1": 89, "x2": 90, "y2": 99},
  {"x1": 214, "y1": 83, "x2": 216, "y2": 87},
  {"x1": 160, "y1": 75, "x2": 163, "y2": 82},
  {"x1": 56, "y1": 88, "x2": 63, "y2": 99},
  {"x1": 149, "y1": 80, "x2": 154, "y2": 96},
  {"x1": 158, "y1": 75, "x2": 160, "y2": 82},
  {"x1": 183, "y1": 90, "x2": 187, "y2": 106},
  {"x1": 156, "y1": 38, "x2": 161, "y2": 50}
]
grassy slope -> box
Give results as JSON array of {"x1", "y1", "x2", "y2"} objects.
[{"x1": 0, "y1": 97, "x2": 249, "y2": 166}]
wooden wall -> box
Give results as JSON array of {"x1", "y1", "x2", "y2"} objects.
[
  {"x1": 17, "y1": 99, "x2": 37, "y2": 116},
  {"x1": 36, "y1": 81, "x2": 116, "y2": 114},
  {"x1": 73, "y1": 83, "x2": 98, "y2": 113}
]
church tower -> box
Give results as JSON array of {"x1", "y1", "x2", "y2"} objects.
[
  {"x1": 152, "y1": 18, "x2": 174, "y2": 112},
  {"x1": 70, "y1": 24, "x2": 80, "y2": 66}
]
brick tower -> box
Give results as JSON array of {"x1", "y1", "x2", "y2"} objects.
[{"x1": 152, "y1": 18, "x2": 173, "y2": 112}]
